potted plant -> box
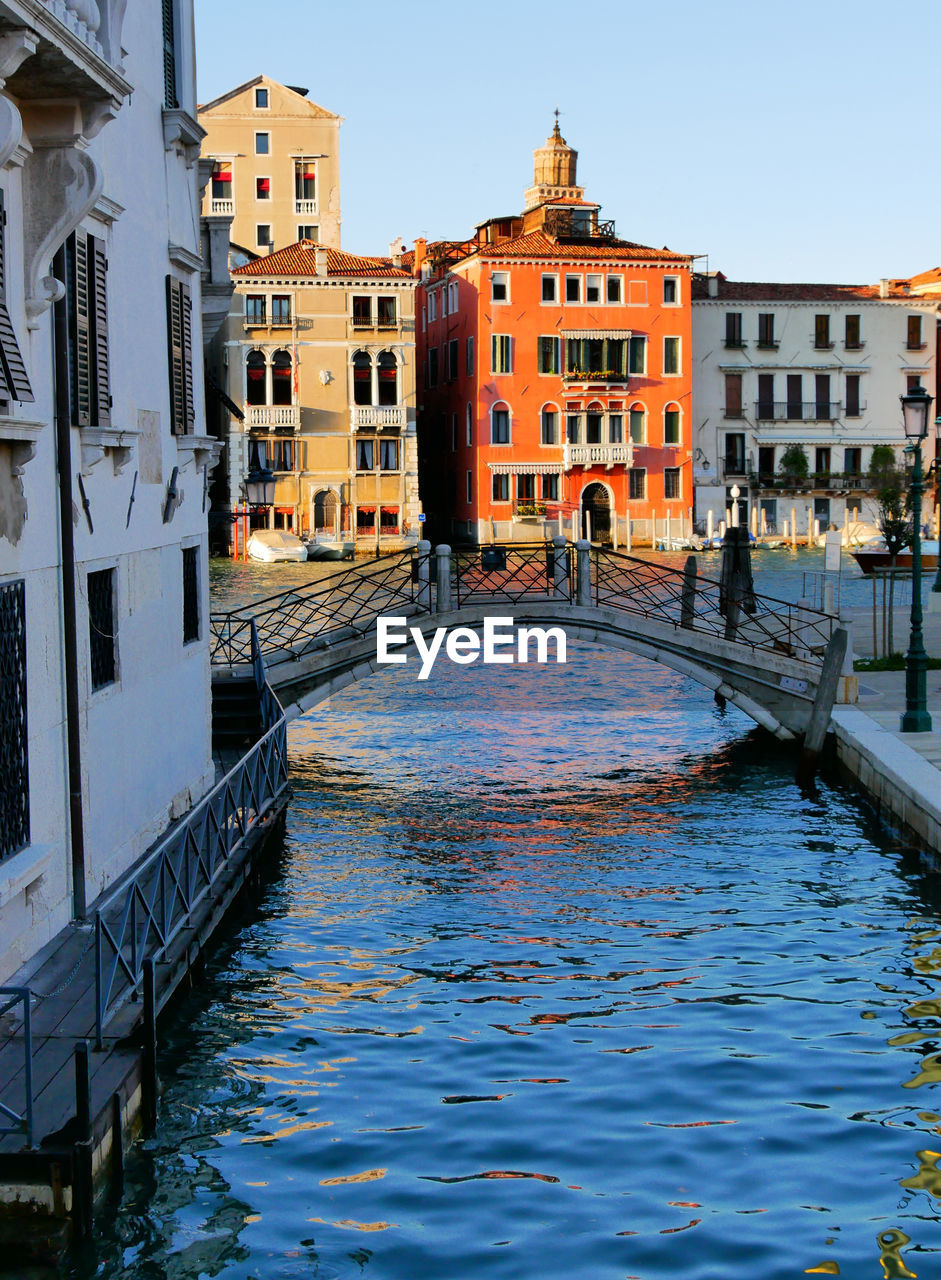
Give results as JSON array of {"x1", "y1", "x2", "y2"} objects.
[{"x1": 778, "y1": 444, "x2": 810, "y2": 490}]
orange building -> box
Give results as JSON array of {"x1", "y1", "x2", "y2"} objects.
[{"x1": 416, "y1": 122, "x2": 694, "y2": 545}]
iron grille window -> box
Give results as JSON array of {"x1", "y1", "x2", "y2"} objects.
[
  {"x1": 0, "y1": 580, "x2": 28, "y2": 862},
  {"x1": 629, "y1": 468, "x2": 646, "y2": 500},
  {"x1": 88, "y1": 568, "x2": 116, "y2": 691},
  {"x1": 664, "y1": 467, "x2": 681, "y2": 499},
  {"x1": 182, "y1": 546, "x2": 199, "y2": 643}
]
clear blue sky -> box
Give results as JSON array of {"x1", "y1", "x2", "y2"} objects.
[{"x1": 195, "y1": 0, "x2": 940, "y2": 284}]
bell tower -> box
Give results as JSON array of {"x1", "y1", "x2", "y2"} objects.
[{"x1": 524, "y1": 112, "x2": 585, "y2": 210}]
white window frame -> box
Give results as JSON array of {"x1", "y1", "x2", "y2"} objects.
[
  {"x1": 255, "y1": 223, "x2": 272, "y2": 248},
  {"x1": 663, "y1": 403, "x2": 682, "y2": 446},
  {"x1": 629, "y1": 467, "x2": 647, "y2": 501},
  {"x1": 254, "y1": 130, "x2": 270, "y2": 155},
  {"x1": 537, "y1": 335, "x2": 560, "y2": 376},
  {"x1": 255, "y1": 174, "x2": 271, "y2": 202},
  {"x1": 628, "y1": 335, "x2": 647, "y2": 376},
  {"x1": 297, "y1": 224, "x2": 319, "y2": 242},
  {"x1": 491, "y1": 271, "x2": 509, "y2": 304},
  {"x1": 541, "y1": 273, "x2": 559, "y2": 304},
  {"x1": 490, "y1": 403, "x2": 512, "y2": 446},
  {"x1": 491, "y1": 333, "x2": 512, "y2": 375},
  {"x1": 254, "y1": 86, "x2": 269, "y2": 110},
  {"x1": 664, "y1": 466, "x2": 682, "y2": 501},
  {"x1": 540, "y1": 402, "x2": 560, "y2": 447},
  {"x1": 662, "y1": 275, "x2": 680, "y2": 306},
  {"x1": 663, "y1": 336, "x2": 681, "y2": 377},
  {"x1": 628, "y1": 402, "x2": 647, "y2": 445},
  {"x1": 585, "y1": 274, "x2": 603, "y2": 305},
  {"x1": 565, "y1": 274, "x2": 582, "y2": 304},
  {"x1": 428, "y1": 290, "x2": 437, "y2": 321},
  {"x1": 606, "y1": 274, "x2": 623, "y2": 304}
]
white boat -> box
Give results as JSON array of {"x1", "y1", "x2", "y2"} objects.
[
  {"x1": 247, "y1": 530, "x2": 309, "y2": 563},
  {"x1": 305, "y1": 533, "x2": 355, "y2": 561}
]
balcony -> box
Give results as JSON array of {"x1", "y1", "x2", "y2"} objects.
[
  {"x1": 247, "y1": 405, "x2": 300, "y2": 429},
  {"x1": 211, "y1": 198, "x2": 234, "y2": 215},
  {"x1": 564, "y1": 443, "x2": 634, "y2": 470},
  {"x1": 295, "y1": 199, "x2": 318, "y2": 216},
  {"x1": 351, "y1": 315, "x2": 399, "y2": 332},
  {"x1": 562, "y1": 369, "x2": 629, "y2": 385},
  {"x1": 513, "y1": 500, "x2": 548, "y2": 520},
  {"x1": 723, "y1": 338, "x2": 747, "y2": 349},
  {"x1": 754, "y1": 401, "x2": 843, "y2": 423},
  {"x1": 351, "y1": 405, "x2": 405, "y2": 431}
]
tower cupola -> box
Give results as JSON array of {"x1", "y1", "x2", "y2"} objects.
[{"x1": 524, "y1": 113, "x2": 585, "y2": 209}]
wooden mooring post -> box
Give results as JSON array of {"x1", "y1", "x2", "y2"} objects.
[
  {"x1": 797, "y1": 626, "x2": 849, "y2": 783},
  {"x1": 680, "y1": 555, "x2": 697, "y2": 629},
  {"x1": 142, "y1": 957, "x2": 158, "y2": 1135}
]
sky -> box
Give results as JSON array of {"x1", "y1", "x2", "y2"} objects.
[{"x1": 195, "y1": 0, "x2": 940, "y2": 284}]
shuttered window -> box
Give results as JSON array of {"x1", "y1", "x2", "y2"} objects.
[
  {"x1": 65, "y1": 230, "x2": 109, "y2": 427},
  {"x1": 162, "y1": 0, "x2": 178, "y2": 109},
  {"x1": 0, "y1": 579, "x2": 29, "y2": 862},
  {"x1": 166, "y1": 276, "x2": 195, "y2": 435},
  {"x1": 0, "y1": 190, "x2": 33, "y2": 405}
]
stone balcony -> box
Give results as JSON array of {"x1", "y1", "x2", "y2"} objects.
[
  {"x1": 211, "y1": 198, "x2": 234, "y2": 215},
  {"x1": 563, "y1": 443, "x2": 633, "y2": 471},
  {"x1": 246, "y1": 405, "x2": 300, "y2": 430},
  {"x1": 294, "y1": 198, "x2": 317, "y2": 216},
  {"x1": 350, "y1": 405, "x2": 405, "y2": 431}
]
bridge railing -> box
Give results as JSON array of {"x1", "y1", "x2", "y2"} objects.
[
  {"x1": 0, "y1": 987, "x2": 32, "y2": 1147},
  {"x1": 210, "y1": 549, "x2": 423, "y2": 665},
  {"x1": 591, "y1": 548, "x2": 835, "y2": 656},
  {"x1": 451, "y1": 543, "x2": 572, "y2": 607}
]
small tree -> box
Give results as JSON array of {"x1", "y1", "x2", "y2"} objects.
[
  {"x1": 872, "y1": 449, "x2": 912, "y2": 561},
  {"x1": 778, "y1": 444, "x2": 809, "y2": 484}
]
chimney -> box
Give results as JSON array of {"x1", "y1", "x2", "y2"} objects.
[
  {"x1": 879, "y1": 278, "x2": 889, "y2": 299},
  {"x1": 389, "y1": 235, "x2": 405, "y2": 268},
  {"x1": 314, "y1": 246, "x2": 328, "y2": 277},
  {"x1": 413, "y1": 237, "x2": 427, "y2": 277},
  {"x1": 708, "y1": 273, "x2": 719, "y2": 298}
]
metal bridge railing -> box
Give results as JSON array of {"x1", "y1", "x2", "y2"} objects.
[
  {"x1": 209, "y1": 549, "x2": 422, "y2": 665},
  {"x1": 95, "y1": 632, "x2": 289, "y2": 1044},
  {"x1": 0, "y1": 987, "x2": 32, "y2": 1147},
  {"x1": 451, "y1": 543, "x2": 572, "y2": 607}
]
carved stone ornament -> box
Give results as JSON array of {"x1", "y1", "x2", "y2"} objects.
[
  {"x1": 0, "y1": 94, "x2": 23, "y2": 170},
  {"x1": 23, "y1": 143, "x2": 102, "y2": 326},
  {"x1": 79, "y1": 425, "x2": 137, "y2": 475}
]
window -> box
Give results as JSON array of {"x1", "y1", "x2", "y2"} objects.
[
  {"x1": 663, "y1": 277, "x2": 678, "y2": 304},
  {"x1": 255, "y1": 132, "x2": 270, "y2": 155},
  {"x1": 815, "y1": 447, "x2": 831, "y2": 480},
  {"x1": 298, "y1": 224, "x2": 319, "y2": 242},
  {"x1": 491, "y1": 406, "x2": 510, "y2": 444},
  {"x1": 450, "y1": 413, "x2": 457, "y2": 452},
  {"x1": 907, "y1": 374, "x2": 923, "y2": 393},
  {"x1": 267, "y1": 437, "x2": 294, "y2": 471},
  {"x1": 182, "y1": 546, "x2": 199, "y2": 643},
  {"x1": 491, "y1": 334, "x2": 512, "y2": 374},
  {"x1": 757, "y1": 446, "x2": 775, "y2": 481},
  {"x1": 448, "y1": 280, "x2": 458, "y2": 312},
  {"x1": 541, "y1": 408, "x2": 558, "y2": 445},
  {"x1": 245, "y1": 294, "x2": 266, "y2": 325},
  {"x1": 161, "y1": 0, "x2": 178, "y2": 108},
  {"x1": 256, "y1": 176, "x2": 270, "y2": 200},
  {"x1": 629, "y1": 405, "x2": 646, "y2": 444},
  {"x1": 166, "y1": 276, "x2": 194, "y2": 433},
  {"x1": 376, "y1": 350, "x2": 397, "y2": 405},
  {"x1": 466, "y1": 403, "x2": 473, "y2": 445},
  {"x1": 295, "y1": 161, "x2": 316, "y2": 204},
  {"x1": 846, "y1": 373, "x2": 861, "y2": 417},
  {"x1": 629, "y1": 468, "x2": 646, "y2": 500},
  {"x1": 564, "y1": 337, "x2": 626, "y2": 379},
  {"x1": 565, "y1": 274, "x2": 581, "y2": 303},
  {"x1": 814, "y1": 497, "x2": 831, "y2": 526},
  {"x1": 380, "y1": 439, "x2": 399, "y2": 471},
  {"x1": 586, "y1": 410, "x2": 603, "y2": 444},
  {"x1": 663, "y1": 407, "x2": 680, "y2": 445},
  {"x1": 538, "y1": 336, "x2": 560, "y2": 375},
  {"x1": 352, "y1": 349, "x2": 371, "y2": 404},
  {"x1": 542, "y1": 473, "x2": 559, "y2": 500},
  {"x1": 628, "y1": 335, "x2": 646, "y2": 375},
  {"x1": 607, "y1": 275, "x2": 622, "y2": 304},
  {"x1": 356, "y1": 439, "x2": 375, "y2": 470},
  {"x1": 757, "y1": 373, "x2": 774, "y2": 420},
  {"x1": 357, "y1": 506, "x2": 375, "y2": 532},
  {"x1": 88, "y1": 568, "x2": 116, "y2": 691},
  {"x1": 466, "y1": 470, "x2": 473, "y2": 503},
  {"x1": 246, "y1": 350, "x2": 266, "y2": 405},
  {"x1": 255, "y1": 87, "x2": 268, "y2": 109},
  {"x1": 517, "y1": 473, "x2": 536, "y2": 502},
  {"x1": 466, "y1": 336, "x2": 474, "y2": 376},
  {"x1": 210, "y1": 161, "x2": 232, "y2": 202},
  {"x1": 844, "y1": 447, "x2": 862, "y2": 477},
  {"x1": 256, "y1": 224, "x2": 272, "y2": 248},
  {"x1": 380, "y1": 507, "x2": 399, "y2": 534},
  {"x1": 492, "y1": 473, "x2": 509, "y2": 501},
  {"x1": 724, "y1": 313, "x2": 743, "y2": 347},
  {"x1": 352, "y1": 295, "x2": 372, "y2": 328},
  {"x1": 663, "y1": 337, "x2": 680, "y2": 375},
  {"x1": 566, "y1": 413, "x2": 580, "y2": 444},
  {"x1": 271, "y1": 295, "x2": 291, "y2": 326},
  {"x1": 270, "y1": 349, "x2": 292, "y2": 405},
  {"x1": 757, "y1": 313, "x2": 776, "y2": 348},
  {"x1": 0, "y1": 579, "x2": 28, "y2": 861},
  {"x1": 786, "y1": 374, "x2": 803, "y2": 420},
  {"x1": 845, "y1": 314, "x2": 861, "y2": 349},
  {"x1": 815, "y1": 373, "x2": 831, "y2": 419},
  {"x1": 542, "y1": 274, "x2": 558, "y2": 302},
  {"x1": 491, "y1": 272, "x2": 509, "y2": 302},
  {"x1": 724, "y1": 373, "x2": 743, "y2": 418},
  {"x1": 608, "y1": 413, "x2": 622, "y2": 443},
  {"x1": 724, "y1": 433, "x2": 746, "y2": 474},
  {"x1": 62, "y1": 230, "x2": 106, "y2": 426},
  {"x1": 814, "y1": 314, "x2": 831, "y2": 349},
  {"x1": 445, "y1": 338, "x2": 458, "y2": 381},
  {"x1": 664, "y1": 467, "x2": 681, "y2": 499},
  {"x1": 586, "y1": 274, "x2": 602, "y2": 304},
  {"x1": 377, "y1": 296, "x2": 397, "y2": 328},
  {"x1": 908, "y1": 315, "x2": 924, "y2": 349},
  {"x1": 428, "y1": 348, "x2": 438, "y2": 388},
  {"x1": 427, "y1": 291, "x2": 436, "y2": 322}
]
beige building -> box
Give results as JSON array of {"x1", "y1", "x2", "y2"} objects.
[
  {"x1": 198, "y1": 75, "x2": 341, "y2": 254},
  {"x1": 223, "y1": 241, "x2": 419, "y2": 553}
]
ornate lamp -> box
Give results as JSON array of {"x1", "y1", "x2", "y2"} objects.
[
  {"x1": 900, "y1": 385, "x2": 933, "y2": 732},
  {"x1": 245, "y1": 466, "x2": 276, "y2": 509}
]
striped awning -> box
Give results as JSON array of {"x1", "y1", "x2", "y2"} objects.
[
  {"x1": 562, "y1": 329, "x2": 632, "y2": 341},
  {"x1": 488, "y1": 461, "x2": 564, "y2": 475}
]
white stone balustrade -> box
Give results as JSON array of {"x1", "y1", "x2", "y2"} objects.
[
  {"x1": 351, "y1": 405, "x2": 405, "y2": 430},
  {"x1": 41, "y1": 0, "x2": 105, "y2": 58},
  {"x1": 563, "y1": 443, "x2": 633, "y2": 470},
  {"x1": 247, "y1": 405, "x2": 300, "y2": 429},
  {"x1": 211, "y1": 199, "x2": 234, "y2": 215},
  {"x1": 294, "y1": 199, "x2": 317, "y2": 216}
]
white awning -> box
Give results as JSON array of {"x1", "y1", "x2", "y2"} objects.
[
  {"x1": 562, "y1": 329, "x2": 632, "y2": 341},
  {"x1": 488, "y1": 461, "x2": 564, "y2": 475}
]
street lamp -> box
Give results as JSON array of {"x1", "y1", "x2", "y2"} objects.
[
  {"x1": 932, "y1": 414, "x2": 941, "y2": 597},
  {"x1": 730, "y1": 483, "x2": 740, "y2": 528},
  {"x1": 900, "y1": 385, "x2": 933, "y2": 733},
  {"x1": 245, "y1": 466, "x2": 276, "y2": 509}
]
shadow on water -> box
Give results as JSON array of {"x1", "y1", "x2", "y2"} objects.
[{"x1": 70, "y1": 638, "x2": 941, "y2": 1280}]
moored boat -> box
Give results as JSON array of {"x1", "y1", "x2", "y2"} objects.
[
  {"x1": 247, "y1": 530, "x2": 309, "y2": 563},
  {"x1": 851, "y1": 539, "x2": 939, "y2": 575}
]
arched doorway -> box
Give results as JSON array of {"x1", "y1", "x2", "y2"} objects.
[
  {"x1": 313, "y1": 488, "x2": 339, "y2": 534},
  {"x1": 581, "y1": 482, "x2": 611, "y2": 543}
]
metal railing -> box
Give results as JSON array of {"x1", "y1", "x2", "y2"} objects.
[
  {"x1": 94, "y1": 632, "x2": 289, "y2": 1042},
  {"x1": 754, "y1": 401, "x2": 844, "y2": 422},
  {"x1": 451, "y1": 544, "x2": 569, "y2": 607},
  {"x1": 0, "y1": 988, "x2": 32, "y2": 1147},
  {"x1": 209, "y1": 549, "x2": 423, "y2": 666}
]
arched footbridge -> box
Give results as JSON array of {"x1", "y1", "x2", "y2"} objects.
[{"x1": 209, "y1": 539, "x2": 850, "y2": 744}]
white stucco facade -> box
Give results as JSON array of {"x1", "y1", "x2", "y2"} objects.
[
  {"x1": 691, "y1": 275, "x2": 940, "y2": 534},
  {"x1": 0, "y1": 0, "x2": 218, "y2": 982}
]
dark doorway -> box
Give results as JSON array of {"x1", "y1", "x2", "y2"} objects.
[{"x1": 581, "y1": 483, "x2": 611, "y2": 543}]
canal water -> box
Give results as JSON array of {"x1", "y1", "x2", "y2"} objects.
[{"x1": 80, "y1": 550, "x2": 941, "y2": 1280}]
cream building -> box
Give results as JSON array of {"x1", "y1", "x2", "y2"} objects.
[
  {"x1": 198, "y1": 75, "x2": 341, "y2": 254},
  {"x1": 223, "y1": 240, "x2": 419, "y2": 553}
]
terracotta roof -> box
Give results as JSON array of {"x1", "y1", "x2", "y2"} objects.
[
  {"x1": 232, "y1": 241, "x2": 412, "y2": 279},
  {"x1": 691, "y1": 276, "x2": 911, "y2": 302},
  {"x1": 470, "y1": 230, "x2": 691, "y2": 263}
]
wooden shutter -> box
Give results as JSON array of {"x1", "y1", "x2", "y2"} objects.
[
  {"x1": 89, "y1": 235, "x2": 110, "y2": 427},
  {"x1": 0, "y1": 190, "x2": 32, "y2": 404},
  {"x1": 724, "y1": 373, "x2": 742, "y2": 417},
  {"x1": 71, "y1": 233, "x2": 92, "y2": 426},
  {"x1": 166, "y1": 276, "x2": 185, "y2": 434},
  {"x1": 180, "y1": 281, "x2": 194, "y2": 431},
  {"x1": 162, "y1": 0, "x2": 177, "y2": 108}
]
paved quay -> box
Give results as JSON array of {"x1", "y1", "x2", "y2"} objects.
[{"x1": 832, "y1": 600, "x2": 941, "y2": 858}]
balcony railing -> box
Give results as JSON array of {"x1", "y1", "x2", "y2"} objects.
[
  {"x1": 211, "y1": 198, "x2": 234, "y2": 215},
  {"x1": 750, "y1": 472, "x2": 876, "y2": 493},
  {"x1": 351, "y1": 315, "x2": 399, "y2": 331},
  {"x1": 564, "y1": 443, "x2": 634, "y2": 470},
  {"x1": 563, "y1": 369, "x2": 629, "y2": 384},
  {"x1": 247, "y1": 405, "x2": 300, "y2": 429},
  {"x1": 755, "y1": 401, "x2": 843, "y2": 422},
  {"x1": 513, "y1": 500, "x2": 548, "y2": 519},
  {"x1": 351, "y1": 405, "x2": 406, "y2": 430},
  {"x1": 41, "y1": 0, "x2": 105, "y2": 58},
  {"x1": 295, "y1": 199, "x2": 318, "y2": 216}
]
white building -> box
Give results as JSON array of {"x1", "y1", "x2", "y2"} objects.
[
  {"x1": 0, "y1": 0, "x2": 219, "y2": 982},
  {"x1": 691, "y1": 273, "x2": 941, "y2": 534}
]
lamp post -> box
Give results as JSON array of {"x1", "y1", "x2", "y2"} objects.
[
  {"x1": 245, "y1": 466, "x2": 276, "y2": 510},
  {"x1": 932, "y1": 414, "x2": 941, "y2": 598},
  {"x1": 900, "y1": 386, "x2": 933, "y2": 733},
  {"x1": 730, "y1": 483, "x2": 740, "y2": 528}
]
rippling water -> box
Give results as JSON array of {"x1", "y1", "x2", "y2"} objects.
[{"x1": 79, "y1": 555, "x2": 941, "y2": 1280}]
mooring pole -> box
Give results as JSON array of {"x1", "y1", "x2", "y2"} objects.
[
  {"x1": 434, "y1": 544, "x2": 452, "y2": 613},
  {"x1": 681, "y1": 555, "x2": 697, "y2": 630}
]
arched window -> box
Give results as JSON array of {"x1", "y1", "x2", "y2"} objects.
[
  {"x1": 377, "y1": 350, "x2": 398, "y2": 406},
  {"x1": 663, "y1": 402, "x2": 681, "y2": 446},
  {"x1": 586, "y1": 399, "x2": 604, "y2": 445},
  {"x1": 465, "y1": 402, "x2": 473, "y2": 446},
  {"x1": 352, "y1": 349, "x2": 371, "y2": 406},
  {"x1": 490, "y1": 401, "x2": 511, "y2": 445},
  {"x1": 540, "y1": 402, "x2": 559, "y2": 446},
  {"x1": 246, "y1": 350, "x2": 266, "y2": 406},
  {"x1": 629, "y1": 401, "x2": 646, "y2": 445},
  {"x1": 313, "y1": 488, "x2": 338, "y2": 533},
  {"x1": 271, "y1": 349, "x2": 292, "y2": 406}
]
